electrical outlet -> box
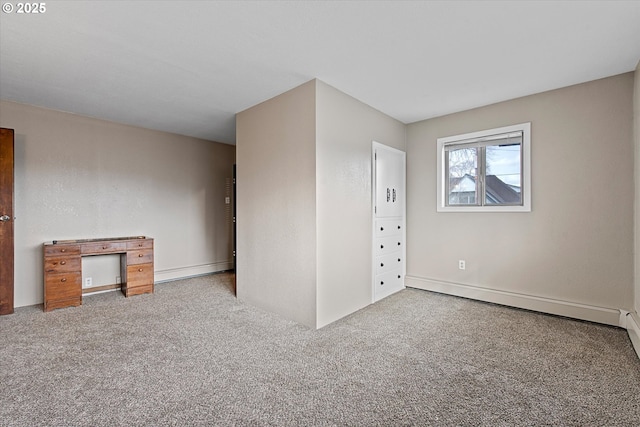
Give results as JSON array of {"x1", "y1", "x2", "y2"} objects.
[
  {"x1": 85, "y1": 277, "x2": 93, "y2": 287},
  {"x1": 458, "y1": 260, "x2": 466, "y2": 270}
]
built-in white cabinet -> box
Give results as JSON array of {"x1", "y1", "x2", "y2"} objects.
[{"x1": 372, "y1": 142, "x2": 406, "y2": 301}]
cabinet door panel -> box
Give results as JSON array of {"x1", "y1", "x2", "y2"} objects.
[{"x1": 375, "y1": 147, "x2": 405, "y2": 218}]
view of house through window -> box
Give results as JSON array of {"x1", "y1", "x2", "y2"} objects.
[
  {"x1": 446, "y1": 134, "x2": 522, "y2": 206},
  {"x1": 437, "y1": 123, "x2": 531, "y2": 212},
  {"x1": 447, "y1": 147, "x2": 478, "y2": 205}
]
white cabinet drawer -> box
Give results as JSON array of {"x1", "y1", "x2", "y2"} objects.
[
  {"x1": 375, "y1": 252, "x2": 403, "y2": 275},
  {"x1": 375, "y1": 219, "x2": 403, "y2": 237},
  {"x1": 374, "y1": 269, "x2": 403, "y2": 293},
  {"x1": 375, "y1": 235, "x2": 404, "y2": 256}
]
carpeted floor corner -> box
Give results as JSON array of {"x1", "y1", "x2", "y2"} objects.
[{"x1": 1, "y1": 272, "x2": 639, "y2": 426}]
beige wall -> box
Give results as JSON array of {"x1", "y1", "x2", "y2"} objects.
[
  {"x1": 236, "y1": 80, "x2": 405, "y2": 328},
  {"x1": 0, "y1": 101, "x2": 235, "y2": 307},
  {"x1": 406, "y1": 73, "x2": 634, "y2": 319},
  {"x1": 235, "y1": 81, "x2": 318, "y2": 327},
  {"x1": 315, "y1": 81, "x2": 405, "y2": 327}
]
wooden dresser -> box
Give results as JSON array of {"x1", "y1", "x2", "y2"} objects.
[{"x1": 43, "y1": 236, "x2": 154, "y2": 312}]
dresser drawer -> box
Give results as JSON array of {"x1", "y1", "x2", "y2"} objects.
[
  {"x1": 375, "y1": 252, "x2": 403, "y2": 275},
  {"x1": 375, "y1": 235, "x2": 404, "y2": 256},
  {"x1": 45, "y1": 272, "x2": 81, "y2": 300},
  {"x1": 44, "y1": 245, "x2": 80, "y2": 257},
  {"x1": 374, "y1": 269, "x2": 404, "y2": 292},
  {"x1": 123, "y1": 263, "x2": 154, "y2": 297},
  {"x1": 126, "y1": 249, "x2": 153, "y2": 265},
  {"x1": 375, "y1": 219, "x2": 403, "y2": 237},
  {"x1": 127, "y1": 239, "x2": 153, "y2": 250},
  {"x1": 81, "y1": 242, "x2": 126, "y2": 255},
  {"x1": 126, "y1": 263, "x2": 153, "y2": 286},
  {"x1": 44, "y1": 256, "x2": 81, "y2": 274}
]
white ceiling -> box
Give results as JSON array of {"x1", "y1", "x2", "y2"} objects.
[{"x1": 1, "y1": 1, "x2": 639, "y2": 145}]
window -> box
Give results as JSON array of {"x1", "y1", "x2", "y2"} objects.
[{"x1": 437, "y1": 123, "x2": 531, "y2": 212}]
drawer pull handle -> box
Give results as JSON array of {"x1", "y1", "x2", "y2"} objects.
[
  {"x1": 380, "y1": 245, "x2": 384, "y2": 249},
  {"x1": 61, "y1": 249, "x2": 66, "y2": 253},
  {"x1": 380, "y1": 227, "x2": 384, "y2": 231},
  {"x1": 103, "y1": 246, "x2": 108, "y2": 249},
  {"x1": 398, "y1": 275, "x2": 401, "y2": 279},
  {"x1": 61, "y1": 278, "x2": 67, "y2": 282},
  {"x1": 138, "y1": 254, "x2": 143, "y2": 257},
  {"x1": 398, "y1": 225, "x2": 401, "y2": 230},
  {"x1": 398, "y1": 242, "x2": 401, "y2": 246},
  {"x1": 138, "y1": 243, "x2": 143, "y2": 247},
  {"x1": 398, "y1": 258, "x2": 401, "y2": 262},
  {"x1": 380, "y1": 281, "x2": 384, "y2": 285},
  {"x1": 380, "y1": 263, "x2": 384, "y2": 267},
  {"x1": 138, "y1": 268, "x2": 143, "y2": 272},
  {"x1": 60, "y1": 261, "x2": 66, "y2": 265}
]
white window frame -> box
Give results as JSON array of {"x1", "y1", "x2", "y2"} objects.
[{"x1": 437, "y1": 122, "x2": 531, "y2": 212}]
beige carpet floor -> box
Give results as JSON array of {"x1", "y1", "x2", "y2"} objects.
[{"x1": 1, "y1": 272, "x2": 639, "y2": 426}]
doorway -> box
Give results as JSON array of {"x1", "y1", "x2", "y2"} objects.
[
  {"x1": 232, "y1": 164, "x2": 236, "y2": 295},
  {"x1": 0, "y1": 128, "x2": 15, "y2": 315}
]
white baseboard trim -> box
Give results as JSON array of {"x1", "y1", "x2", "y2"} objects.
[
  {"x1": 626, "y1": 312, "x2": 640, "y2": 359},
  {"x1": 405, "y1": 275, "x2": 622, "y2": 327},
  {"x1": 154, "y1": 261, "x2": 233, "y2": 283}
]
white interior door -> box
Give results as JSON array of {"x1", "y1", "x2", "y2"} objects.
[{"x1": 372, "y1": 142, "x2": 406, "y2": 302}]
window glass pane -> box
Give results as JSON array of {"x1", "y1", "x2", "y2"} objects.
[
  {"x1": 437, "y1": 123, "x2": 530, "y2": 212},
  {"x1": 448, "y1": 147, "x2": 478, "y2": 205},
  {"x1": 485, "y1": 143, "x2": 522, "y2": 205}
]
